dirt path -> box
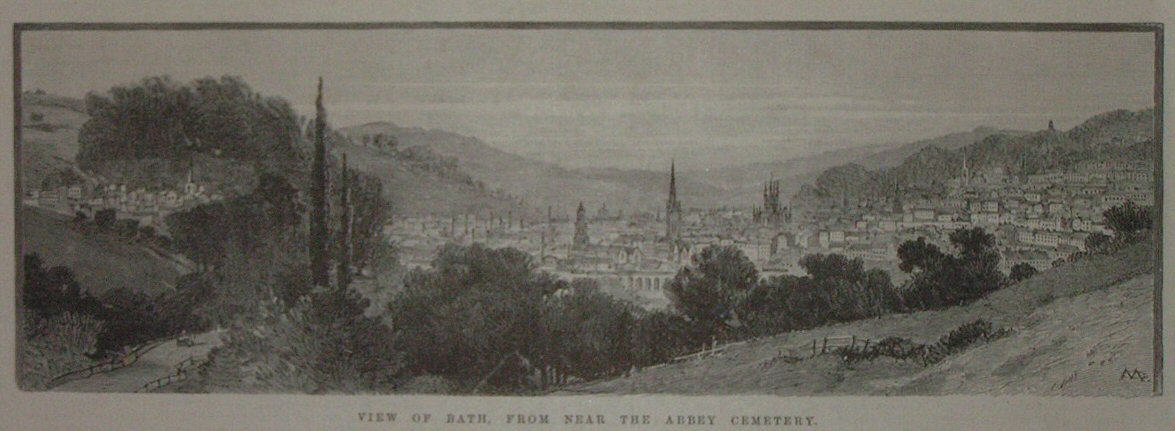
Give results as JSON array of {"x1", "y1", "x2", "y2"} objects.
[{"x1": 53, "y1": 330, "x2": 222, "y2": 393}]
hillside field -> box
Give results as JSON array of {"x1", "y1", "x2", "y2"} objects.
[{"x1": 20, "y1": 207, "x2": 187, "y2": 295}]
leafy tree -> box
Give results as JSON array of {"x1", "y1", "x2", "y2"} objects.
[
  {"x1": 95, "y1": 288, "x2": 165, "y2": 351},
  {"x1": 1009, "y1": 263, "x2": 1039, "y2": 283},
  {"x1": 897, "y1": 237, "x2": 945, "y2": 273},
  {"x1": 544, "y1": 281, "x2": 636, "y2": 381},
  {"x1": 77, "y1": 75, "x2": 303, "y2": 172},
  {"x1": 93, "y1": 209, "x2": 116, "y2": 231},
  {"x1": 630, "y1": 309, "x2": 695, "y2": 369},
  {"x1": 1084, "y1": 232, "x2": 1112, "y2": 253},
  {"x1": 194, "y1": 289, "x2": 401, "y2": 393},
  {"x1": 391, "y1": 244, "x2": 561, "y2": 390},
  {"x1": 166, "y1": 202, "x2": 229, "y2": 272},
  {"x1": 22, "y1": 254, "x2": 102, "y2": 318},
  {"x1": 665, "y1": 245, "x2": 759, "y2": 340},
  {"x1": 739, "y1": 254, "x2": 902, "y2": 337},
  {"x1": 342, "y1": 171, "x2": 389, "y2": 273},
  {"x1": 899, "y1": 227, "x2": 1005, "y2": 309},
  {"x1": 1104, "y1": 201, "x2": 1153, "y2": 236}
]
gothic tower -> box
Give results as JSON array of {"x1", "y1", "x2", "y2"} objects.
[
  {"x1": 762, "y1": 174, "x2": 782, "y2": 224},
  {"x1": 573, "y1": 201, "x2": 590, "y2": 250},
  {"x1": 665, "y1": 160, "x2": 683, "y2": 240}
]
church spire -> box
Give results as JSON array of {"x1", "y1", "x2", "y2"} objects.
[
  {"x1": 665, "y1": 159, "x2": 682, "y2": 241},
  {"x1": 669, "y1": 159, "x2": 677, "y2": 202}
]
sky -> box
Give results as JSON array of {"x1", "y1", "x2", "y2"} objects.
[{"x1": 21, "y1": 28, "x2": 1156, "y2": 170}]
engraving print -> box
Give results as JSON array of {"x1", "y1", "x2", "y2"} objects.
[{"x1": 15, "y1": 25, "x2": 1160, "y2": 396}]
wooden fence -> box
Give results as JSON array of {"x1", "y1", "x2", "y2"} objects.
[
  {"x1": 810, "y1": 335, "x2": 872, "y2": 357},
  {"x1": 135, "y1": 354, "x2": 209, "y2": 393},
  {"x1": 45, "y1": 335, "x2": 179, "y2": 389},
  {"x1": 646, "y1": 334, "x2": 873, "y2": 371}
]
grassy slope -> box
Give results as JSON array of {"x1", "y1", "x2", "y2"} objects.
[
  {"x1": 19, "y1": 98, "x2": 88, "y2": 189},
  {"x1": 568, "y1": 238, "x2": 1154, "y2": 395},
  {"x1": 891, "y1": 273, "x2": 1153, "y2": 396},
  {"x1": 21, "y1": 207, "x2": 186, "y2": 296}
]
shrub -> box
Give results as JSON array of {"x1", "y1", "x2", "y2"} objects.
[
  {"x1": 20, "y1": 312, "x2": 105, "y2": 390},
  {"x1": 835, "y1": 320, "x2": 1009, "y2": 367},
  {"x1": 197, "y1": 291, "x2": 401, "y2": 394},
  {"x1": 1103, "y1": 201, "x2": 1153, "y2": 236},
  {"x1": 1009, "y1": 263, "x2": 1039, "y2": 283}
]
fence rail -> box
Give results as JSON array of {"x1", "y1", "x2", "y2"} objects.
[
  {"x1": 810, "y1": 335, "x2": 871, "y2": 357},
  {"x1": 45, "y1": 335, "x2": 180, "y2": 389},
  {"x1": 135, "y1": 354, "x2": 209, "y2": 393}
]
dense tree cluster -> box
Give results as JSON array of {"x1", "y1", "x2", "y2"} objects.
[
  {"x1": 179, "y1": 79, "x2": 401, "y2": 393},
  {"x1": 388, "y1": 244, "x2": 703, "y2": 392},
  {"x1": 77, "y1": 76, "x2": 303, "y2": 172},
  {"x1": 666, "y1": 246, "x2": 903, "y2": 341},
  {"x1": 899, "y1": 227, "x2": 1005, "y2": 309}
]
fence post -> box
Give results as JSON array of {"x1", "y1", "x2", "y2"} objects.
[
  {"x1": 822, "y1": 337, "x2": 828, "y2": 354},
  {"x1": 851, "y1": 335, "x2": 857, "y2": 349},
  {"x1": 812, "y1": 339, "x2": 817, "y2": 356}
]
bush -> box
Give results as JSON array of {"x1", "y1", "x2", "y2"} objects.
[
  {"x1": 1103, "y1": 201, "x2": 1154, "y2": 236},
  {"x1": 20, "y1": 312, "x2": 105, "y2": 390},
  {"x1": 1008, "y1": 263, "x2": 1039, "y2": 283},
  {"x1": 835, "y1": 320, "x2": 1009, "y2": 366},
  {"x1": 196, "y1": 291, "x2": 401, "y2": 394}
]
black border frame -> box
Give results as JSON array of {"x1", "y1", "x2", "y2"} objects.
[{"x1": 11, "y1": 21, "x2": 1165, "y2": 396}]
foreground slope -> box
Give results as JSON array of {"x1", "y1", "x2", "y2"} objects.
[
  {"x1": 892, "y1": 273, "x2": 1153, "y2": 396},
  {"x1": 568, "y1": 238, "x2": 1154, "y2": 396}
]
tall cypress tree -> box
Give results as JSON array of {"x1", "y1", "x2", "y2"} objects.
[
  {"x1": 310, "y1": 77, "x2": 330, "y2": 287},
  {"x1": 337, "y1": 153, "x2": 353, "y2": 290}
]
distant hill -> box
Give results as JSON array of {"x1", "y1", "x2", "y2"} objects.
[
  {"x1": 855, "y1": 126, "x2": 1026, "y2": 170},
  {"x1": 341, "y1": 122, "x2": 1044, "y2": 212},
  {"x1": 340, "y1": 122, "x2": 728, "y2": 215},
  {"x1": 330, "y1": 138, "x2": 525, "y2": 217},
  {"x1": 21, "y1": 207, "x2": 188, "y2": 295},
  {"x1": 682, "y1": 127, "x2": 1023, "y2": 208},
  {"x1": 793, "y1": 108, "x2": 1155, "y2": 206}
]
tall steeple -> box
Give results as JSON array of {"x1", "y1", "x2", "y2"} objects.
[
  {"x1": 669, "y1": 159, "x2": 677, "y2": 204},
  {"x1": 665, "y1": 159, "x2": 683, "y2": 240}
]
